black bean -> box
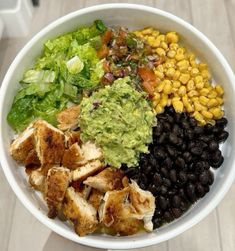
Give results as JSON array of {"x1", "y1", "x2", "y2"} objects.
[
  {"x1": 164, "y1": 122, "x2": 172, "y2": 131},
  {"x1": 194, "y1": 126, "x2": 204, "y2": 134},
  {"x1": 204, "y1": 185, "x2": 210, "y2": 193},
  {"x1": 143, "y1": 165, "x2": 152, "y2": 175},
  {"x1": 196, "y1": 183, "x2": 205, "y2": 198},
  {"x1": 166, "y1": 106, "x2": 175, "y2": 115},
  {"x1": 167, "y1": 145, "x2": 177, "y2": 157},
  {"x1": 211, "y1": 156, "x2": 224, "y2": 168},
  {"x1": 201, "y1": 151, "x2": 210, "y2": 161},
  {"x1": 149, "y1": 184, "x2": 158, "y2": 195},
  {"x1": 174, "y1": 113, "x2": 181, "y2": 123},
  {"x1": 161, "y1": 167, "x2": 169, "y2": 178},
  {"x1": 205, "y1": 123, "x2": 214, "y2": 133},
  {"x1": 154, "y1": 208, "x2": 162, "y2": 217},
  {"x1": 188, "y1": 141, "x2": 196, "y2": 149},
  {"x1": 172, "y1": 195, "x2": 181, "y2": 208},
  {"x1": 140, "y1": 173, "x2": 148, "y2": 185},
  {"x1": 217, "y1": 131, "x2": 229, "y2": 142},
  {"x1": 153, "y1": 174, "x2": 163, "y2": 186},
  {"x1": 153, "y1": 123, "x2": 163, "y2": 137},
  {"x1": 173, "y1": 124, "x2": 181, "y2": 135},
  {"x1": 171, "y1": 208, "x2": 182, "y2": 218},
  {"x1": 163, "y1": 157, "x2": 173, "y2": 169},
  {"x1": 208, "y1": 171, "x2": 214, "y2": 185},
  {"x1": 188, "y1": 173, "x2": 197, "y2": 182},
  {"x1": 189, "y1": 117, "x2": 197, "y2": 127},
  {"x1": 208, "y1": 141, "x2": 219, "y2": 152},
  {"x1": 216, "y1": 118, "x2": 228, "y2": 127},
  {"x1": 164, "y1": 211, "x2": 174, "y2": 222},
  {"x1": 154, "y1": 148, "x2": 167, "y2": 160},
  {"x1": 124, "y1": 167, "x2": 137, "y2": 177},
  {"x1": 153, "y1": 218, "x2": 162, "y2": 228},
  {"x1": 159, "y1": 196, "x2": 169, "y2": 210},
  {"x1": 191, "y1": 146, "x2": 203, "y2": 156},
  {"x1": 157, "y1": 132, "x2": 167, "y2": 144},
  {"x1": 183, "y1": 152, "x2": 192, "y2": 163},
  {"x1": 186, "y1": 183, "x2": 196, "y2": 202},
  {"x1": 168, "y1": 188, "x2": 177, "y2": 196},
  {"x1": 179, "y1": 171, "x2": 188, "y2": 183},
  {"x1": 213, "y1": 126, "x2": 223, "y2": 134},
  {"x1": 139, "y1": 182, "x2": 147, "y2": 190},
  {"x1": 160, "y1": 185, "x2": 168, "y2": 195},
  {"x1": 175, "y1": 157, "x2": 186, "y2": 169},
  {"x1": 169, "y1": 133, "x2": 178, "y2": 145},
  {"x1": 199, "y1": 171, "x2": 209, "y2": 185},
  {"x1": 169, "y1": 169, "x2": 177, "y2": 183},
  {"x1": 178, "y1": 188, "x2": 186, "y2": 199},
  {"x1": 163, "y1": 178, "x2": 172, "y2": 187},
  {"x1": 199, "y1": 135, "x2": 212, "y2": 143}
]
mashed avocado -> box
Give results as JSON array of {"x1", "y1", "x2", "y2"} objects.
[{"x1": 80, "y1": 77, "x2": 155, "y2": 168}]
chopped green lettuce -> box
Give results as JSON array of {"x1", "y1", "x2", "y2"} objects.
[{"x1": 7, "y1": 20, "x2": 106, "y2": 131}]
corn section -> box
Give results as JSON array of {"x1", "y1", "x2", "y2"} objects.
[{"x1": 134, "y1": 28, "x2": 224, "y2": 125}]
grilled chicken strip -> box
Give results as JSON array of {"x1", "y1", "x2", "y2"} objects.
[
  {"x1": 56, "y1": 105, "x2": 80, "y2": 131},
  {"x1": 81, "y1": 141, "x2": 103, "y2": 162},
  {"x1": 99, "y1": 181, "x2": 155, "y2": 235},
  {"x1": 10, "y1": 123, "x2": 35, "y2": 163},
  {"x1": 98, "y1": 187, "x2": 142, "y2": 235},
  {"x1": 72, "y1": 160, "x2": 103, "y2": 181},
  {"x1": 29, "y1": 168, "x2": 45, "y2": 192},
  {"x1": 65, "y1": 131, "x2": 81, "y2": 148},
  {"x1": 45, "y1": 166, "x2": 71, "y2": 218},
  {"x1": 62, "y1": 143, "x2": 86, "y2": 169},
  {"x1": 34, "y1": 120, "x2": 65, "y2": 165},
  {"x1": 84, "y1": 167, "x2": 124, "y2": 192},
  {"x1": 88, "y1": 189, "x2": 104, "y2": 211},
  {"x1": 63, "y1": 187, "x2": 98, "y2": 236}
]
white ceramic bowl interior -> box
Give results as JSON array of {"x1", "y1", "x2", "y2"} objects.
[{"x1": 0, "y1": 4, "x2": 235, "y2": 250}]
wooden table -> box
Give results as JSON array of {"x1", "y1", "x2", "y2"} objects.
[{"x1": 0, "y1": 1, "x2": 235, "y2": 250}]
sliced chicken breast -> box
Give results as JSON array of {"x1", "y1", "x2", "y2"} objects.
[
  {"x1": 72, "y1": 160, "x2": 103, "y2": 181},
  {"x1": 29, "y1": 168, "x2": 45, "y2": 192},
  {"x1": 81, "y1": 141, "x2": 103, "y2": 162},
  {"x1": 34, "y1": 120, "x2": 65, "y2": 165},
  {"x1": 63, "y1": 187, "x2": 98, "y2": 236},
  {"x1": 24, "y1": 149, "x2": 40, "y2": 168},
  {"x1": 45, "y1": 166, "x2": 71, "y2": 218},
  {"x1": 65, "y1": 131, "x2": 81, "y2": 148},
  {"x1": 88, "y1": 189, "x2": 104, "y2": 211},
  {"x1": 84, "y1": 167, "x2": 124, "y2": 192},
  {"x1": 56, "y1": 105, "x2": 80, "y2": 131},
  {"x1": 10, "y1": 123, "x2": 35, "y2": 163}
]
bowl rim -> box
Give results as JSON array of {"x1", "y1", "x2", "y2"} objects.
[{"x1": 0, "y1": 3, "x2": 235, "y2": 249}]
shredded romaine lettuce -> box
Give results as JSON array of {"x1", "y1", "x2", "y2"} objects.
[{"x1": 7, "y1": 20, "x2": 106, "y2": 131}]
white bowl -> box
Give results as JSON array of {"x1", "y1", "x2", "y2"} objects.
[{"x1": 0, "y1": 3, "x2": 235, "y2": 250}]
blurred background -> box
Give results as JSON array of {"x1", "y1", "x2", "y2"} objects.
[{"x1": 0, "y1": 1, "x2": 235, "y2": 251}]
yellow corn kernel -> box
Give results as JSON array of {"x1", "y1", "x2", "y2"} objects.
[
  {"x1": 161, "y1": 41, "x2": 168, "y2": 50},
  {"x1": 158, "y1": 34, "x2": 166, "y2": 42},
  {"x1": 175, "y1": 53, "x2": 185, "y2": 61},
  {"x1": 178, "y1": 86, "x2": 187, "y2": 96},
  {"x1": 155, "y1": 105, "x2": 164, "y2": 114},
  {"x1": 188, "y1": 53, "x2": 195, "y2": 61},
  {"x1": 172, "y1": 87, "x2": 178, "y2": 93},
  {"x1": 173, "y1": 70, "x2": 181, "y2": 80},
  {"x1": 156, "y1": 81, "x2": 165, "y2": 92},
  {"x1": 165, "y1": 67, "x2": 175, "y2": 78},
  {"x1": 208, "y1": 91, "x2": 217, "y2": 99},
  {"x1": 172, "y1": 100, "x2": 184, "y2": 113},
  {"x1": 204, "y1": 81, "x2": 211, "y2": 88},
  {"x1": 152, "y1": 38, "x2": 161, "y2": 48},
  {"x1": 156, "y1": 64, "x2": 164, "y2": 72},
  {"x1": 160, "y1": 97, "x2": 168, "y2": 107},
  {"x1": 201, "y1": 69, "x2": 211, "y2": 80},
  {"x1": 194, "y1": 75, "x2": 203, "y2": 84},
  {"x1": 194, "y1": 101, "x2": 204, "y2": 111},
  {"x1": 172, "y1": 81, "x2": 180, "y2": 88},
  {"x1": 182, "y1": 95, "x2": 189, "y2": 105},
  {"x1": 147, "y1": 36, "x2": 155, "y2": 46},
  {"x1": 198, "y1": 63, "x2": 208, "y2": 71},
  {"x1": 201, "y1": 110, "x2": 213, "y2": 119},
  {"x1": 199, "y1": 120, "x2": 207, "y2": 126},
  {"x1": 166, "y1": 32, "x2": 179, "y2": 43},
  {"x1": 179, "y1": 73, "x2": 190, "y2": 84},
  {"x1": 167, "y1": 99, "x2": 172, "y2": 106},
  {"x1": 142, "y1": 27, "x2": 153, "y2": 35},
  {"x1": 195, "y1": 81, "x2": 204, "y2": 89},
  {"x1": 215, "y1": 85, "x2": 224, "y2": 96},
  {"x1": 187, "y1": 79, "x2": 195, "y2": 90},
  {"x1": 154, "y1": 70, "x2": 164, "y2": 80},
  {"x1": 152, "y1": 30, "x2": 160, "y2": 37},
  {"x1": 177, "y1": 60, "x2": 190, "y2": 72},
  {"x1": 153, "y1": 99, "x2": 160, "y2": 106},
  {"x1": 185, "y1": 103, "x2": 194, "y2": 113},
  {"x1": 188, "y1": 90, "x2": 199, "y2": 97},
  {"x1": 169, "y1": 43, "x2": 179, "y2": 51},
  {"x1": 191, "y1": 96, "x2": 199, "y2": 102},
  {"x1": 199, "y1": 88, "x2": 210, "y2": 96},
  {"x1": 165, "y1": 60, "x2": 175, "y2": 69},
  {"x1": 207, "y1": 98, "x2": 218, "y2": 108},
  {"x1": 199, "y1": 96, "x2": 209, "y2": 106},
  {"x1": 207, "y1": 119, "x2": 216, "y2": 126},
  {"x1": 163, "y1": 82, "x2": 172, "y2": 94},
  {"x1": 172, "y1": 97, "x2": 181, "y2": 102},
  {"x1": 177, "y1": 48, "x2": 185, "y2": 54},
  {"x1": 153, "y1": 93, "x2": 161, "y2": 101},
  {"x1": 167, "y1": 50, "x2": 176, "y2": 58},
  {"x1": 216, "y1": 97, "x2": 224, "y2": 105},
  {"x1": 156, "y1": 47, "x2": 166, "y2": 56},
  {"x1": 191, "y1": 67, "x2": 200, "y2": 77},
  {"x1": 193, "y1": 111, "x2": 205, "y2": 123},
  {"x1": 210, "y1": 107, "x2": 224, "y2": 119}
]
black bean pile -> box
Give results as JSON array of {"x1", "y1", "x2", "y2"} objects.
[{"x1": 122, "y1": 106, "x2": 228, "y2": 229}]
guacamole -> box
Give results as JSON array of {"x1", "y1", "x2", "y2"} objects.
[{"x1": 80, "y1": 77, "x2": 155, "y2": 168}]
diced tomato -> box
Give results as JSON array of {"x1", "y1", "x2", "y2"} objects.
[
  {"x1": 102, "y1": 30, "x2": 112, "y2": 44},
  {"x1": 97, "y1": 44, "x2": 109, "y2": 59},
  {"x1": 142, "y1": 81, "x2": 155, "y2": 96},
  {"x1": 138, "y1": 67, "x2": 156, "y2": 82}
]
